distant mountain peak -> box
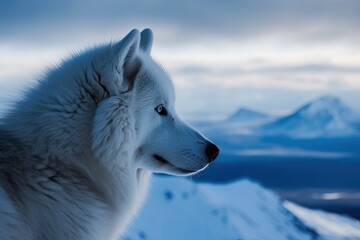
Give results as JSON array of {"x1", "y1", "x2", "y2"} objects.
[
  {"x1": 227, "y1": 107, "x2": 269, "y2": 122},
  {"x1": 297, "y1": 95, "x2": 358, "y2": 119},
  {"x1": 316, "y1": 95, "x2": 340, "y2": 103},
  {"x1": 261, "y1": 95, "x2": 360, "y2": 138},
  {"x1": 304, "y1": 95, "x2": 342, "y2": 111},
  {"x1": 302, "y1": 95, "x2": 342, "y2": 108}
]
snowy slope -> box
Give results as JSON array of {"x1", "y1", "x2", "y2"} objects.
[
  {"x1": 285, "y1": 202, "x2": 360, "y2": 240},
  {"x1": 260, "y1": 96, "x2": 360, "y2": 138},
  {"x1": 125, "y1": 176, "x2": 360, "y2": 240}
]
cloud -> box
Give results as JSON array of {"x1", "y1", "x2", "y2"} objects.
[
  {"x1": 1, "y1": 0, "x2": 360, "y2": 117},
  {"x1": 175, "y1": 63, "x2": 360, "y2": 75},
  {"x1": 0, "y1": 0, "x2": 359, "y2": 47},
  {"x1": 172, "y1": 62, "x2": 360, "y2": 90}
]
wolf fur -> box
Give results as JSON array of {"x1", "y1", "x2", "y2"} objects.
[{"x1": 0, "y1": 29, "x2": 219, "y2": 239}]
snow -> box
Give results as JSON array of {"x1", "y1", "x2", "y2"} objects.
[
  {"x1": 124, "y1": 177, "x2": 239, "y2": 240},
  {"x1": 125, "y1": 176, "x2": 360, "y2": 240},
  {"x1": 285, "y1": 201, "x2": 360, "y2": 240},
  {"x1": 196, "y1": 179, "x2": 314, "y2": 240}
]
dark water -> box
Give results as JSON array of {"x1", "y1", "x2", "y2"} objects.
[{"x1": 193, "y1": 155, "x2": 360, "y2": 220}]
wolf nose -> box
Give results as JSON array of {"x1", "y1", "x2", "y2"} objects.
[{"x1": 205, "y1": 143, "x2": 220, "y2": 163}]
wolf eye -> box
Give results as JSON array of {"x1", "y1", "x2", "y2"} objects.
[{"x1": 155, "y1": 104, "x2": 167, "y2": 116}]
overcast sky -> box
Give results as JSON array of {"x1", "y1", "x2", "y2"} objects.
[{"x1": 1, "y1": 0, "x2": 359, "y2": 119}]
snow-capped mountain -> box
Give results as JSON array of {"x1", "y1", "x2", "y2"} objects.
[
  {"x1": 260, "y1": 96, "x2": 360, "y2": 138},
  {"x1": 227, "y1": 107, "x2": 270, "y2": 123},
  {"x1": 194, "y1": 108, "x2": 272, "y2": 136},
  {"x1": 125, "y1": 176, "x2": 360, "y2": 240}
]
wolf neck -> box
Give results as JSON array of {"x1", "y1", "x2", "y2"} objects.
[
  {"x1": 3, "y1": 57, "x2": 99, "y2": 159},
  {"x1": 2, "y1": 52, "x2": 151, "y2": 203}
]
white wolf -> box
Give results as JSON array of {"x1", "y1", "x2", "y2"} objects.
[{"x1": 0, "y1": 29, "x2": 219, "y2": 239}]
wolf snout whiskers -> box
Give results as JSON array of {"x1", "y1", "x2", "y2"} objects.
[{"x1": 153, "y1": 154, "x2": 197, "y2": 174}]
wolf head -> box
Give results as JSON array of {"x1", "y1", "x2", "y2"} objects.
[{"x1": 91, "y1": 29, "x2": 219, "y2": 176}]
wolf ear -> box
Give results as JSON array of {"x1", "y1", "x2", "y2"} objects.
[
  {"x1": 111, "y1": 29, "x2": 141, "y2": 94},
  {"x1": 140, "y1": 28, "x2": 153, "y2": 54}
]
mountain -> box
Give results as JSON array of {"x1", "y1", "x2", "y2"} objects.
[
  {"x1": 260, "y1": 96, "x2": 360, "y2": 138},
  {"x1": 227, "y1": 107, "x2": 270, "y2": 123},
  {"x1": 189, "y1": 108, "x2": 272, "y2": 136},
  {"x1": 125, "y1": 176, "x2": 360, "y2": 240},
  {"x1": 197, "y1": 108, "x2": 273, "y2": 136}
]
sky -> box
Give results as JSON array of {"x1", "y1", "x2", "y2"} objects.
[{"x1": 0, "y1": 0, "x2": 360, "y2": 120}]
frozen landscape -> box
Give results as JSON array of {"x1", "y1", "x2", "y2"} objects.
[
  {"x1": 1, "y1": 91, "x2": 359, "y2": 238},
  {"x1": 1, "y1": 1, "x2": 360, "y2": 239},
  {"x1": 194, "y1": 95, "x2": 360, "y2": 142},
  {"x1": 125, "y1": 176, "x2": 360, "y2": 240},
  {"x1": 190, "y1": 96, "x2": 360, "y2": 220}
]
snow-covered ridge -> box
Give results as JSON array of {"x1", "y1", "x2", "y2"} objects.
[
  {"x1": 285, "y1": 201, "x2": 360, "y2": 240},
  {"x1": 125, "y1": 176, "x2": 360, "y2": 240}
]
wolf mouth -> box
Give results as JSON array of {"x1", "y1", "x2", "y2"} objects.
[{"x1": 153, "y1": 154, "x2": 194, "y2": 174}]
